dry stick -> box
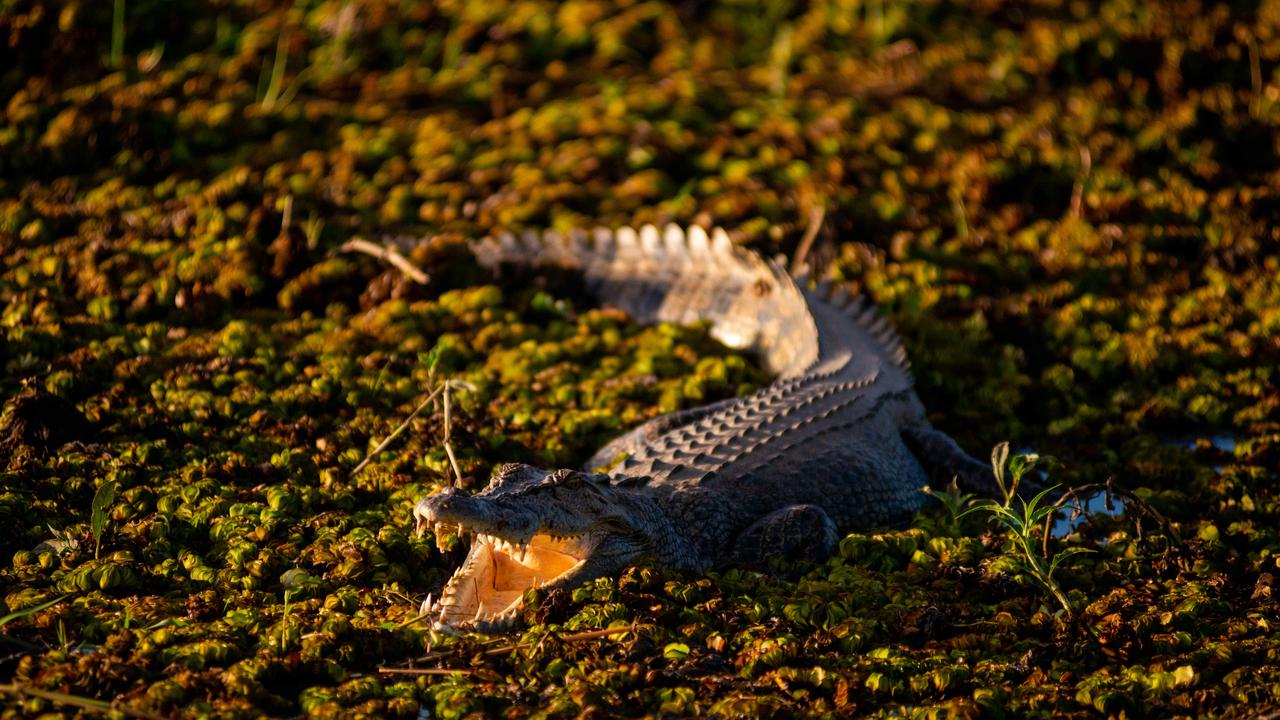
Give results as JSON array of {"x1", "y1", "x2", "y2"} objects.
[
  {"x1": 379, "y1": 667, "x2": 475, "y2": 677},
  {"x1": 379, "y1": 623, "x2": 638, "y2": 675},
  {"x1": 442, "y1": 381, "x2": 463, "y2": 487},
  {"x1": 396, "y1": 609, "x2": 434, "y2": 631},
  {"x1": 1039, "y1": 479, "x2": 1185, "y2": 561},
  {"x1": 1248, "y1": 32, "x2": 1263, "y2": 120},
  {"x1": 790, "y1": 204, "x2": 826, "y2": 275},
  {"x1": 280, "y1": 194, "x2": 293, "y2": 233},
  {"x1": 478, "y1": 623, "x2": 637, "y2": 655},
  {"x1": 340, "y1": 237, "x2": 430, "y2": 284},
  {"x1": 0, "y1": 683, "x2": 166, "y2": 720},
  {"x1": 1070, "y1": 145, "x2": 1092, "y2": 219},
  {"x1": 350, "y1": 383, "x2": 446, "y2": 478}
]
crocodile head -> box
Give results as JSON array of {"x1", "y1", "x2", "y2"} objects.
[{"x1": 413, "y1": 463, "x2": 668, "y2": 632}]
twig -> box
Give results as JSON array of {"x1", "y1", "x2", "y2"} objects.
[
  {"x1": 280, "y1": 195, "x2": 293, "y2": 234},
  {"x1": 1040, "y1": 478, "x2": 1184, "y2": 560},
  {"x1": 349, "y1": 384, "x2": 446, "y2": 477},
  {"x1": 0, "y1": 683, "x2": 165, "y2": 720},
  {"x1": 791, "y1": 204, "x2": 826, "y2": 275},
  {"x1": 1069, "y1": 145, "x2": 1092, "y2": 219},
  {"x1": 385, "y1": 622, "x2": 638, "y2": 671},
  {"x1": 340, "y1": 238, "x2": 430, "y2": 284},
  {"x1": 378, "y1": 667, "x2": 474, "y2": 676},
  {"x1": 442, "y1": 381, "x2": 463, "y2": 487},
  {"x1": 481, "y1": 623, "x2": 637, "y2": 656},
  {"x1": 950, "y1": 188, "x2": 970, "y2": 239},
  {"x1": 1248, "y1": 31, "x2": 1263, "y2": 120}
]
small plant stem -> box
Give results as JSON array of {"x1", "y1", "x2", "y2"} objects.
[
  {"x1": 0, "y1": 683, "x2": 165, "y2": 720},
  {"x1": 261, "y1": 35, "x2": 288, "y2": 110},
  {"x1": 280, "y1": 589, "x2": 291, "y2": 655},
  {"x1": 110, "y1": 0, "x2": 126, "y2": 68},
  {"x1": 350, "y1": 384, "x2": 447, "y2": 478},
  {"x1": 1016, "y1": 535, "x2": 1071, "y2": 616}
]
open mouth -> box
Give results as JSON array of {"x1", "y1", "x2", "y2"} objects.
[{"x1": 418, "y1": 521, "x2": 590, "y2": 632}]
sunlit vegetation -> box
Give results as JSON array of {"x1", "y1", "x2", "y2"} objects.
[{"x1": 2, "y1": 0, "x2": 1279, "y2": 716}]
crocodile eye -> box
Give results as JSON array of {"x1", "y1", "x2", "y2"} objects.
[
  {"x1": 491, "y1": 463, "x2": 536, "y2": 487},
  {"x1": 546, "y1": 469, "x2": 582, "y2": 487}
]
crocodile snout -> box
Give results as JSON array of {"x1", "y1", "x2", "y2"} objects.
[{"x1": 413, "y1": 487, "x2": 465, "y2": 537}]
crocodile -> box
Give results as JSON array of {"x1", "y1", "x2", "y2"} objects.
[{"x1": 413, "y1": 224, "x2": 998, "y2": 632}]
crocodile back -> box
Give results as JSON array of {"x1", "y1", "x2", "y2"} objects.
[{"x1": 475, "y1": 224, "x2": 928, "y2": 528}]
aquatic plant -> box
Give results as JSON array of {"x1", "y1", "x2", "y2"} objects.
[
  {"x1": 957, "y1": 444, "x2": 1091, "y2": 617},
  {"x1": 0, "y1": 0, "x2": 1277, "y2": 715}
]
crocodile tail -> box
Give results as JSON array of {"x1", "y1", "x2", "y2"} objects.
[
  {"x1": 474, "y1": 224, "x2": 820, "y2": 378},
  {"x1": 793, "y1": 268, "x2": 912, "y2": 373}
]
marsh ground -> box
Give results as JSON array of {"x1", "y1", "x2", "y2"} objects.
[{"x1": 2, "y1": 0, "x2": 1280, "y2": 716}]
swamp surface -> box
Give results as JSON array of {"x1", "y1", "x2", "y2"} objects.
[{"x1": 2, "y1": 0, "x2": 1280, "y2": 716}]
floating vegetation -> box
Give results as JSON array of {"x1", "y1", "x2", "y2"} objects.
[{"x1": 2, "y1": 0, "x2": 1279, "y2": 716}]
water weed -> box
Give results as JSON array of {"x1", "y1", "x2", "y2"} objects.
[{"x1": 1, "y1": 0, "x2": 1277, "y2": 716}]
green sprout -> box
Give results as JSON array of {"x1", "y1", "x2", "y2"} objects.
[
  {"x1": 0, "y1": 595, "x2": 68, "y2": 633},
  {"x1": 90, "y1": 480, "x2": 118, "y2": 560},
  {"x1": 260, "y1": 36, "x2": 288, "y2": 110},
  {"x1": 956, "y1": 443, "x2": 1092, "y2": 617},
  {"x1": 110, "y1": 0, "x2": 126, "y2": 68},
  {"x1": 922, "y1": 480, "x2": 976, "y2": 536}
]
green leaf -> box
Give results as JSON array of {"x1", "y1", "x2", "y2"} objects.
[
  {"x1": 279, "y1": 568, "x2": 321, "y2": 592},
  {"x1": 90, "y1": 480, "x2": 118, "y2": 557},
  {"x1": 663, "y1": 642, "x2": 690, "y2": 660},
  {"x1": 1048, "y1": 546, "x2": 1095, "y2": 576},
  {"x1": 1008, "y1": 453, "x2": 1037, "y2": 483},
  {"x1": 990, "y1": 442, "x2": 1010, "y2": 500}
]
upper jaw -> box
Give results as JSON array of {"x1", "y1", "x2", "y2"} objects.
[{"x1": 414, "y1": 492, "x2": 541, "y2": 551}]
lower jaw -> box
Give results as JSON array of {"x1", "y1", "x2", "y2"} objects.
[
  {"x1": 425, "y1": 536, "x2": 591, "y2": 631},
  {"x1": 443, "y1": 611, "x2": 522, "y2": 634}
]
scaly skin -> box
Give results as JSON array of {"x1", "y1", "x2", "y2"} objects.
[{"x1": 414, "y1": 224, "x2": 995, "y2": 632}]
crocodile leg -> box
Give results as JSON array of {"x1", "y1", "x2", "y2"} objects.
[
  {"x1": 901, "y1": 424, "x2": 1004, "y2": 498},
  {"x1": 583, "y1": 398, "x2": 739, "y2": 472},
  {"x1": 729, "y1": 504, "x2": 839, "y2": 569}
]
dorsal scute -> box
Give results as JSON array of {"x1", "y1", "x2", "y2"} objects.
[{"x1": 793, "y1": 269, "x2": 913, "y2": 374}]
